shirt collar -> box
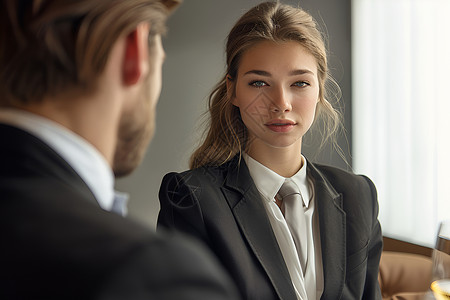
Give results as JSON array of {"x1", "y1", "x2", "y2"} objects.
[
  {"x1": 0, "y1": 109, "x2": 117, "y2": 211},
  {"x1": 243, "y1": 153, "x2": 311, "y2": 208}
]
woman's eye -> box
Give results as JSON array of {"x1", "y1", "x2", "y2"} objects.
[
  {"x1": 292, "y1": 81, "x2": 309, "y2": 88},
  {"x1": 249, "y1": 80, "x2": 268, "y2": 88}
]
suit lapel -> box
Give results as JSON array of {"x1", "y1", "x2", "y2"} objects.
[
  {"x1": 221, "y1": 157, "x2": 297, "y2": 300},
  {"x1": 308, "y1": 162, "x2": 346, "y2": 299}
]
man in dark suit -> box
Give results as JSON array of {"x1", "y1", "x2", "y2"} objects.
[{"x1": 0, "y1": 0, "x2": 239, "y2": 299}]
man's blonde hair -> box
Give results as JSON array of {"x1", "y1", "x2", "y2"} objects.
[{"x1": 0, "y1": 0, "x2": 179, "y2": 106}]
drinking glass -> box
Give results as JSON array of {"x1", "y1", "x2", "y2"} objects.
[{"x1": 430, "y1": 220, "x2": 450, "y2": 300}]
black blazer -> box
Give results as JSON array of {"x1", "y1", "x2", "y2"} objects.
[
  {"x1": 158, "y1": 155, "x2": 383, "y2": 300},
  {"x1": 0, "y1": 124, "x2": 239, "y2": 300}
]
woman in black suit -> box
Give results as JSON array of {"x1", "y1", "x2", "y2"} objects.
[{"x1": 158, "y1": 2, "x2": 382, "y2": 299}]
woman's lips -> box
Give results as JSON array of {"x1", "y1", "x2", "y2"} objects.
[{"x1": 265, "y1": 119, "x2": 296, "y2": 132}]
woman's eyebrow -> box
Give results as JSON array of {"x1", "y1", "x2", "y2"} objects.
[
  {"x1": 289, "y1": 69, "x2": 315, "y2": 76},
  {"x1": 243, "y1": 70, "x2": 271, "y2": 76},
  {"x1": 243, "y1": 69, "x2": 315, "y2": 76}
]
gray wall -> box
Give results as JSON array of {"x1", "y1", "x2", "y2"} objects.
[{"x1": 116, "y1": 0, "x2": 352, "y2": 228}]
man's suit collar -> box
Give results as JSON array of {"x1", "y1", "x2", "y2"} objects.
[
  {"x1": 0, "y1": 110, "x2": 115, "y2": 210},
  {"x1": 0, "y1": 124, "x2": 99, "y2": 208}
]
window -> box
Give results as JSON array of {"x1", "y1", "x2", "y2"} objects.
[{"x1": 352, "y1": 0, "x2": 450, "y2": 246}]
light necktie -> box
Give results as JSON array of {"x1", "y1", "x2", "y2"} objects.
[
  {"x1": 278, "y1": 180, "x2": 308, "y2": 274},
  {"x1": 111, "y1": 190, "x2": 129, "y2": 216}
]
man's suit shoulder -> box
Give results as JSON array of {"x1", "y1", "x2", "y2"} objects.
[
  {"x1": 2, "y1": 176, "x2": 239, "y2": 299},
  {"x1": 98, "y1": 229, "x2": 240, "y2": 300}
]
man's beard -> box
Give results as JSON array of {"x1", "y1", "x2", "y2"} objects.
[{"x1": 112, "y1": 84, "x2": 155, "y2": 178}]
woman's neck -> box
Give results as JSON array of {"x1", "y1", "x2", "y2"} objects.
[{"x1": 246, "y1": 141, "x2": 303, "y2": 178}]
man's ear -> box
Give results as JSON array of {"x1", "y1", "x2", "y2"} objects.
[
  {"x1": 226, "y1": 75, "x2": 238, "y2": 106},
  {"x1": 122, "y1": 23, "x2": 150, "y2": 86}
]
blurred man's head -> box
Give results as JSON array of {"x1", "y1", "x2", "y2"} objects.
[
  {"x1": 113, "y1": 33, "x2": 166, "y2": 177},
  {"x1": 0, "y1": 0, "x2": 180, "y2": 176}
]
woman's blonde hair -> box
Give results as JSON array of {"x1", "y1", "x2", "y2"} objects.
[
  {"x1": 0, "y1": 0, "x2": 180, "y2": 106},
  {"x1": 190, "y1": 1, "x2": 342, "y2": 169}
]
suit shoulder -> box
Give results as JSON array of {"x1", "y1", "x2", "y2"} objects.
[
  {"x1": 162, "y1": 163, "x2": 228, "y2": 188},
  {"x1": 310, "y1": 162, "x2": 376, "y2": 195},
  {"x1": 98, "y1": 231, "x2": 239, "y2": 299},
  {"x1": 0, "y1": 178, "x2": 163, "y2": 298},
  {"x1": 312, "y1": 163, "x2": 356, "y2": 178}
]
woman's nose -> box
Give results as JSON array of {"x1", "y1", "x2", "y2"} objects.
[{"x1": 269, "y1": 87, "x2": 292, "y2": 113}]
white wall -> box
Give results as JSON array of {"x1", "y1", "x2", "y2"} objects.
[{"x1": 116, "y1": 0, "x2": 352, "y2": 228}]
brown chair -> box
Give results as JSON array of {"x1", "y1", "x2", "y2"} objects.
[{"x1": 378, "y1": 246, "x2": 433, "y2": 300}]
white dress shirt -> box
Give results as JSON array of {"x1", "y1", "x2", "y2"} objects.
[
  {"x1": 0, "y1": 109, "x2": 127, "y2": 213},
  {"x1": 244, "y1": 153, "x2": 323, "y2": 300}
]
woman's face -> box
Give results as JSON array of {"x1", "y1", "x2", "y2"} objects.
[{"x1": 230, "y1": 40, "x2": 320, "y2": 152}]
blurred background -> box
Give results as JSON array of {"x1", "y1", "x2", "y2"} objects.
[{"x1": 116, "y1": 0, "x2": 450, "y2": 248}]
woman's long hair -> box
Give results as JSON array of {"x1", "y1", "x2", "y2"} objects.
[{"x1": 190, "y1": 1, "x2": 342, "y2": 169}]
